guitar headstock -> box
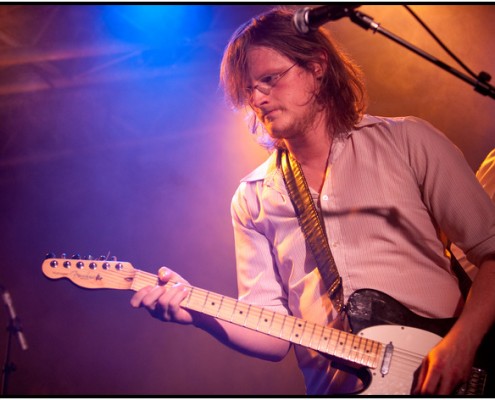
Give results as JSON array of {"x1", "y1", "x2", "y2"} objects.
[{"x1": 42, "y1": 255, "x2": 137, "y2": 290}]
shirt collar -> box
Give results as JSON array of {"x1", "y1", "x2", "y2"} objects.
[{"x1": 240, "y1": 114, "x2": 381, "y2": 184}]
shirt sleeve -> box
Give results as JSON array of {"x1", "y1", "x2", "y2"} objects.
[
  {"x1": 231, "y1": 181, "x2": 290, "y2": 314},
  {"x1": 398, "y1": 116, "x2": 495, "y2": 267}
]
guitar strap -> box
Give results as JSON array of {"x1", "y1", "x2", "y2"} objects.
[
  {"x1": 446, "y1": 244, "x2": 472, "y2": 300},
  {"x1": 278, "y1": 149, "x2": 345, "y2": 314}
]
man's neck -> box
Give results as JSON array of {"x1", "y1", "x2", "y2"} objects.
[{"x1": 284, "y1": 124, "x2": 333, "y2": 193}]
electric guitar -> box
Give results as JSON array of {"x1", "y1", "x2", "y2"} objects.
[{"x1": 41, "y1": 256, "x2": 491, "y2": 395}]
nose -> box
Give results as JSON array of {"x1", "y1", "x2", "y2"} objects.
[{"x1": 249, "y1": 87, "x2": 269, "y2": 108}]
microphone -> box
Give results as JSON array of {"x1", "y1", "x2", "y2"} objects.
[
  {"x1": 293, "y1": 4, "x2": 361, "y2": 34},
  {"x1": 1, "y1": 286, "x2": 29, "y2": 351}
]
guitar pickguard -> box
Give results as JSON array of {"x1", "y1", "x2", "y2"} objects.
[{"x1": 347, "y1": 288, "x2": 455, "y2": 336}]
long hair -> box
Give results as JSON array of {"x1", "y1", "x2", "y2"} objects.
[{"x1": 220, "y1": 6, "x2": 367, "y2": 149}]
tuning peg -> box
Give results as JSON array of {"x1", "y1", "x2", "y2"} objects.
[
  {"x1": 45, "y1": 252, "x2": 56, "y2": 259},
  {"x1": 60, "y1": 253, "x2": 67, "y2": 259},
  {"x1": 109, "y1": 255, "x2": 117, "y2": 261},
  {"x1": 71, "y1": 254, "x2": 81, "y2": 260},
  {"x1": 83, "y1": 255, "x2": 94, "y2": 260},
  {"x1": 99, "y1": 255, "x2": 106, "y2": 260}
]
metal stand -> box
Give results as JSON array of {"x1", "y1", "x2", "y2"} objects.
[
  {"x1": 347, "y1": 9, "x2": 495, "y2": 100},
  {"x1": 1, "y1": 320, "x2": 18, "y2": 396},
  {"x1": 1, "y1": 287, "x2": 28, "y2": 396}
]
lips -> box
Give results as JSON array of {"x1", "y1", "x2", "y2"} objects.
[{"x1": 262, "y1": 109, "x2": 277, "y2": 122}]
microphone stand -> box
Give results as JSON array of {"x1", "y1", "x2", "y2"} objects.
[
  {"x1": 2, "y1": 319, "x2": 18, "y2": 396},
  {"x1": 1, "y1": 287, "x2": 28, "y2": 396},
  {"x1": 347, "y1": 9, "x2": 495, "y2": 100}
]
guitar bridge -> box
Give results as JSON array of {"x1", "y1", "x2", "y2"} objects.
[{"x1": 455, "y1": 367, "x2": 487, "y2": 395}]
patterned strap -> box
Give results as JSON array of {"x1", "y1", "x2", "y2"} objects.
[{"x1": 278, "y1": 149, "x2": 345, "y2": 313}]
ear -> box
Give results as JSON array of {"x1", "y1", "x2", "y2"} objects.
[{"x1": 310, "y1": 53, "x2": 328, "y2": 80}]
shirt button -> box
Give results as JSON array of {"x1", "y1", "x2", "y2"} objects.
[{"x1": 322, "y1": 195, "x2": 329, "y2": 201}]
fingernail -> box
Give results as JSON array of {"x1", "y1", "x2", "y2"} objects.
[{"x1": 158, "y1": 268, "x2": 170, "y2": 279}]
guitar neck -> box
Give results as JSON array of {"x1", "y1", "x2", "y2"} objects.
[{"x1": 132, "y1": 270, "x2": 382, "y2": 369}]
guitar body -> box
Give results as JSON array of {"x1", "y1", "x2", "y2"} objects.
[
  {"x1": 347, "y1": 289, "x2": 492, "y2": 395},
  {"x1": 356, "y1": 325, "x2": 442, "y2": 395}
]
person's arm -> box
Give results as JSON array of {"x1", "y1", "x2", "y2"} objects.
[
  {"x1": 399, "y1": 121, "x2": 495, "y2": 394},
  {"x1": 130, "y1": 266, "x2": 291, "y2": 362},
  {"x1": 412, "y1": 257, "x2": 495, "y2": 394}
]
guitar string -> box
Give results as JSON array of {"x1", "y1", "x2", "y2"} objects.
[
  {"x1": 133, "y1": 269, "x2": 383, "y2": 366},
  {"x1": 133, "y1": 269, "x2": 435, "y2": 370},
  {"x1": 57, "y1": 263, "x2": 381, "y2": 365},
  {"x1": 54, "y1": 262, "x2": 431, "y2": 369}
]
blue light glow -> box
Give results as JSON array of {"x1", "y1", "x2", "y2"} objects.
[{"x1": 101, "y1": 5, "x2": 212, "y2": 46}]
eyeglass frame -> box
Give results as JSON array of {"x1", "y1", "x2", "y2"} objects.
[{"x1": 244, "y1": 62, "x2": 298, "y2": 102}]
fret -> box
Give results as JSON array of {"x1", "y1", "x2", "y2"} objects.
[
  {"x1": 243, "y1": 306, "x2": 262, "y2": 330},
  {"x1": 186, "y1": 288, "x2": 209, "y2": 312},
  {"x1": 215, "y1": 295, "x2": 225, "y2": 318},
  {"x1": 201, "y1": 291, "x2": 223, "y2": 316},
  {"x1": 333, "y1": 330, "x2": 346, "y2": 359},
  {"x1": 288, "y1": 318, "x2": 299, "y2": 343},
  {"x1": 306, "y1": 322, "x2": 317, "y2": 349},
  {"x1": 289, "y1": 319, "x2": 306, "y2": 345},
  {"x1": 216, "y1": 297, "x2": 237, "y2": 321},
  {"x1": 200, "y1": 290, "x2": 210, "y2": 313},
  {"x1": 184, "y1": 286, "x2": 193, "y2": 308},
  {"x1": 265, "y1": 310, "x2": 277, "y2": 335},
  {"x1": 266, "y1": 312, "x2": 284, "y2": 337},
  {"x1": 362, "y1": 337, "x2": 381, "y2": 368},
  {"x1": 347, "y1": 334, "x2": 362, "y2": 362},
  {"x1": 358, "y1": 337, "x2": 377, "y2": 367},
  {"x1": 317, "y1": 326, "x2": 332, "y2": 353},
  {"x1": 327, "y1": 328, "x2": 338, "y2": 354},
  {"x1": 242, "y1": 304, "x2": 252, "y2": 327},
  {"x1": 229, "y1": 301, "x2": 250, "y2": 325},
  {"x1": 277, "y1": 314, "x2": 289, "y2": 339}
]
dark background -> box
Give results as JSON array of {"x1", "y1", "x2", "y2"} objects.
[{"x1": 1, "y1": 4, "x2": 494, "y2": 396}]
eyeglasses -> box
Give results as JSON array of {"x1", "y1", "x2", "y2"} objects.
[{"x1": 245, "y1": 63, "x2": 297, "y2": 100}]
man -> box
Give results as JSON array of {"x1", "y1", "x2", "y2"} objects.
[
  {"x1": 451, "y1": 148, "x2": 495, "y2": 279},
  {"x1": 131, "y1": 7, "x2": 495, "y2": 395}
]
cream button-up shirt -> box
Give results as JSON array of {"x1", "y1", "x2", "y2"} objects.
[{"x1": 231, "y1": 115, "x2": 495, "y2": 394}]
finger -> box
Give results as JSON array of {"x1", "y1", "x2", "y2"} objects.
[
  {"x1": 159, "y1": 283, "x2": 189, "y2": 319},
  {"x1": 130, "y1": 285, "x2": 154, "y2": 308},
  {"x1": 158, "y1": 266, "x2": 188, "y2": 285},
  {"x1": 420, "y1": 362, "x2": 442, "y2": 394},
  {"x1": 141, "y1": 285, "x2": 169, "y2": 310}
]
